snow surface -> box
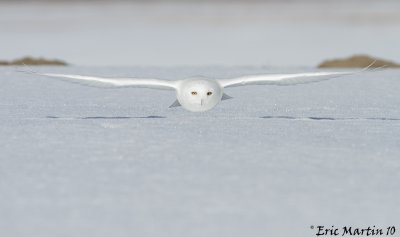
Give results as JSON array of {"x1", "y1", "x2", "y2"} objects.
[
  {"x1": 1, "y1": 1, "x2": 400, "y2": 67},
  {"x1": 0, "y1": 66, "x2": 400, "y2": 237}
]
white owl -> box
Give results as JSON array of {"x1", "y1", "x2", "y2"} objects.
[{"x1": 21, "y1": 67, "x2": 372, "y2": 112}]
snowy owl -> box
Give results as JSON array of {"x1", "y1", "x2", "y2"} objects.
[{"x1": 21, "y1": 68, "x2": 370, "y2": 112}]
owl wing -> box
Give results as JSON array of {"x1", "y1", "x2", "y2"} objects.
[
  {"x1": 218, "y1": 71, "x2": 355, "y2": 88},
  {"x1": 19, "y1": 70, "x2": 178, "y2": 90},
  {"x1": 217, "y1": 65, "x2": 375, "y2": 88}
]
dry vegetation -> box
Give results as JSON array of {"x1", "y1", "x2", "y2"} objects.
[
  {"x1": 0, "y1": 57, "x2": 67, "y2": 66},
  {"x1": 318, "y1": 55, "x2": 400, "y2": 68}
]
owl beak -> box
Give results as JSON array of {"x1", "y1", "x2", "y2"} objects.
[{"x1": 195, "y1": 98, "x2": 205, "y2": 106}]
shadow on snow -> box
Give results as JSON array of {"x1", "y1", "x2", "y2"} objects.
[
  {"x1": 260, "y1": 116, "x2": 400, "y2": 121},
  {"x1": 45, "y1": 115, "x2": 400, "y2": 121},
  {"x1": 46, "y1": 115, "x2": 166, "y2": 119}
]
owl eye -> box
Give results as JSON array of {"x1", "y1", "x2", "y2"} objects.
[
  {"x1": 191, "y1": 91, "x2": 197, "y2": 95},
  {"x1": 207, "y1": 92, "x2": 212, "y2": 96}
]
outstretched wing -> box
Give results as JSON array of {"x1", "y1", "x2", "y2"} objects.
[
  {"x1": 217, "y1": 71, "x2": 356, "y2": 88},
  {"x1": 216, "y1": 62, "x2": 382, "y2": 88},
  {"x1": 20, "y1": 71, "x2": 178, "y2": 90}
]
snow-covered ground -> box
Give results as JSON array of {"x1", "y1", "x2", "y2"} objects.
[
  {"x1": 0, "y1": 66, "x2": 399, "y2": 237},
  {"x1": 1, "y1": 0, "x2": 400, "y2": 66}
]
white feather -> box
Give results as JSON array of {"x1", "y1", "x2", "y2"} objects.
[
  {"x1": 217, "y1": 63, "x2": 377, "y2": 88},
  {"x1": 217, "y1": 71, "x2": 354, "y2": 88},
  {"x1": 21, "y1": 71, "x2": 178, "y2": 90}
]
